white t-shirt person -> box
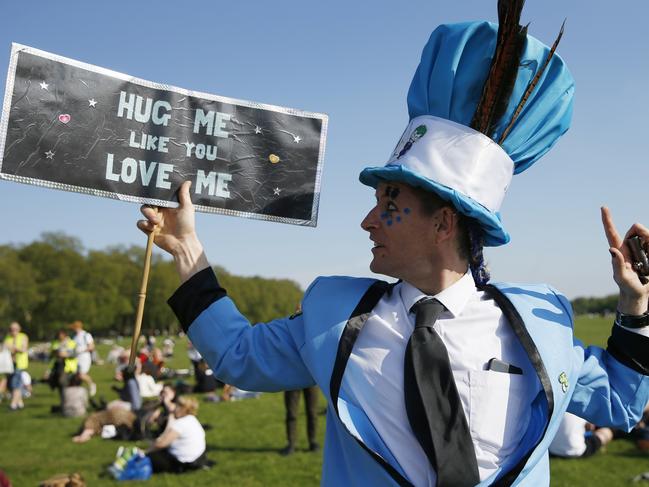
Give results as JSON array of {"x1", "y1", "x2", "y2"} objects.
[
  {"x1": 72, "y1": 326, "x2": 94, "y2": 374},
  {"x1": 149, "y1": 395, "x2": 206, "y2": 471},
  {"x1": 168, "y1": 414, "x2": 206, "y2": 463}
]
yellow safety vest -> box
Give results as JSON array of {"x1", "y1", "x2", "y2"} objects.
[
  {"x1": 4, "y1": 332, "x2": 28, "y2": 370},
  {"x1": 51, "y1": 338, "x2": 78, "y2": 374}
]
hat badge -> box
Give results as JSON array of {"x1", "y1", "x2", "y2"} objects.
[{"x1": 396, "y1": 124, "x2": 427, "y2": 159}]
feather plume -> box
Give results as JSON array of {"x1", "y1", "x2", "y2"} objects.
[
  {"x1": 498, "y1": 19, "x2": 566, "y2": 144},
  {"x1": 470, "y1": 0, "x2": 528, "y2": 138}
]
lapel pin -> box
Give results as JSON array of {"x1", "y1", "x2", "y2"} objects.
[{"x1": 558, "y1": 372, "x2": 569, "y2": 393}]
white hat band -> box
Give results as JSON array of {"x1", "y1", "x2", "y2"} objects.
[{"x1": 387, "y1": 115, "x2": 514, "y2": 212}]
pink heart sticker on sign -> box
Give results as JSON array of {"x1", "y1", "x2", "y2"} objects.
[{"x1": 58, "y1": 114, "x2": 71, "y2": 124}]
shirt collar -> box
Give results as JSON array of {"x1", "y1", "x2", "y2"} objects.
[{"x1": 399, "y1": 271, "x2": 477, "y2": 318}]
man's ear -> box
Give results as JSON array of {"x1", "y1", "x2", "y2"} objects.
[{"x1": 433, "y1": 207, "x2": 458, "y2": 244}]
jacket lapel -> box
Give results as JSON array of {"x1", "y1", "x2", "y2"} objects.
[
  {"x1": 328, "y1": 280, "x2": 412, "y2": 486},
  {"x1": 329, "y1": 280, "x2": 391, "y2": 409},
  {"x1": 486, "y1": 283, "x2": 576, "y2": 486}
]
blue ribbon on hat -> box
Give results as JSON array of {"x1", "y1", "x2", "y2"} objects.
[{"x1": 408, "y1": 21, "x2": 574, "y2": 174}]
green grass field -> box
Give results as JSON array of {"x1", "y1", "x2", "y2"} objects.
[{"x1": 0, "y1": 315, "x2": 647, "y2": 486}]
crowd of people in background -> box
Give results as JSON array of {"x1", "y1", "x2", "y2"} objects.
[{"x1": 0, "y1": 320, "x2": 274, "y2": 481}]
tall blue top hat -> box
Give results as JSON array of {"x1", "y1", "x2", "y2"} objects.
[{"x1": 359, "y1": 6, "x2": 575, "y2": 246}]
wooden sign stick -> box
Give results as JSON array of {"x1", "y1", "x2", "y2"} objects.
[{"x1": 128, "y1": 214, "x2": 158, "y2": 370}]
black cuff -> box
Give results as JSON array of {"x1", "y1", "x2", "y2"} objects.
[
  {"x1": 607, "y1": 324, "x2": 649, "y2": 375},
  {"x1": 168, "y1": 267, "x2": 227, "y2": 333}
]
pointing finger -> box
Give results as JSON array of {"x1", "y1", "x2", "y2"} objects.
[{"x1": 601, "y1": 206, "x2": 623, "y2": 249}]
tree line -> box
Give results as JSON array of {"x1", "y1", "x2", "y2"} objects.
[
  {"x1": 0, "y1": 232, "x2": 304, "y2": 340},
  {"x1": 570, "y1": 294, "x2": 617, "y2": 316},
  {"x1": 0, "y1": 231, "x2": 620, "y2": 340}
]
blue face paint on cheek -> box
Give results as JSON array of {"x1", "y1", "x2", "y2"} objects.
[
  {"x1": 380, "y1": 212, "x2": 388, "y2": 220},
  {"x1": 396, "y1": 216, "x2": 401, "y2": 223},
  {"x1": 387, "y1": 220, "x2": 393, "y2": 226},
  {"x1": 404, "y1": 208, "x2": 411, "y2": 215}
]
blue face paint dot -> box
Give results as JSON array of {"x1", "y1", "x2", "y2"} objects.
[
  {"x1": 404, "y1": 208, "x2": 411, "y2": 214},
  {"x1": 380, "y1": 212, "x2": 388, "y2": 220},
  {"x1": 387, "y1": 220, "x2": 393, "y2": 226},
  {"x1": 396, "y1": 216, "x2": 401, "y2": 222}
]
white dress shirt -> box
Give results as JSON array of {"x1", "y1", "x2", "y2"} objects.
[{"x1": 339, "y1": 272, "x2": 541, "y2": 486}]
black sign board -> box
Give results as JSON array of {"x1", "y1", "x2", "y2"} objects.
[{"x1": 0, "y1": 44, "x2": 328, "y2": 226}]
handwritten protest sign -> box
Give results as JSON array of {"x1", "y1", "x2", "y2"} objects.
[{"x1": 0, "y1": 44, "x2": 328, "y2": 226}]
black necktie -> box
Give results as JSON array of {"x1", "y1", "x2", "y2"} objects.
[{"x1": 403, "y1": 298, "x2": 479, "y2": 487}]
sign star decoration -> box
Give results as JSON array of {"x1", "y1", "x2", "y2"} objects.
[
  {"x1": 44, "y1": 150, "x2": 55, "y2": 159},
  {"x1": 88, "y1": 99, "x2": 98, "y2": 108},
  {"x1": 254, "y1": 126, "x2": 263, "y2": 134},
  {"x1": 273, "y1": 187, "x2": 282, "y2": 196},
  {"x1": 293, "y1": 135, "x2": 301, "y2": 143},
  {"x1": 39, "y1": 81, "x2": 49, "y2": 90}
]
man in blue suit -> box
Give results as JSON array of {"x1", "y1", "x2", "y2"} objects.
[{"x1": 138, "y1": 12, "x2": 649, "y2": 487}]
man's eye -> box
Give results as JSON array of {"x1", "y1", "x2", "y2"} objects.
[{"x1": 386, "y1": 201, "x2": 398, "y2": 212}]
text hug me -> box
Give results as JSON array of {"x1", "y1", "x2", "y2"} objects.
[{"x1": 105, "y1": 91, "x2": 233, "y2": 198}]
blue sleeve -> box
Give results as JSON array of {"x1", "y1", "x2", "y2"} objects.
[
  {"x1": 168, "y1": 267, "x2": 315, "y2": 392},
  {"x1": 550, "y1": 290, "x2": 649, "y2": 431},
  {"x1": 567, "y1": 342, "x2": 649, "y2": 431}
]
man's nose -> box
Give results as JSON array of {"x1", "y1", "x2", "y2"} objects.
[{"x1": 361, "y1": 206, "x2": 380, "y2": 231}]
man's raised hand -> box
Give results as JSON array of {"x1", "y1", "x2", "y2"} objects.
[{"x1": 601, "y1": 206, "x2": 649, "y2": 315}]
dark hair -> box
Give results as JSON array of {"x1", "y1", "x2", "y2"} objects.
[
  {"x1": 413, "y1": 187, "x2": 490, "y2": 286},
  {"x1": 466, "y1": 223, "x2": 490, "y2": 287}
]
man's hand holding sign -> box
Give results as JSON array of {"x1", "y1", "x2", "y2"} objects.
[{"x1": 138, "y1": 182, "x2": 210, "y2": 284}]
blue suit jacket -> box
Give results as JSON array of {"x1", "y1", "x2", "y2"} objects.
[{"x1": 170, "y1": 269, "x2": 649, "y2": 486}]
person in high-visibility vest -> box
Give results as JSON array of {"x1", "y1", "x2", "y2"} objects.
[
  {"x1": 3, "y1": 321, "x2": 29, "y2": 410},
  {"x1": 49, "y1": 329, "x2": 78, "y2": 394}
]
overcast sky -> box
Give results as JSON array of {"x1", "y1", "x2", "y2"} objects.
[{"x1": 0, "y1": 1, "x2": 647, "y2": 299}]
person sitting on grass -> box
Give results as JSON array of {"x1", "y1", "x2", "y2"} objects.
[
  {"x1": 146, "y1": 396, "x2": 207, "y2": 473},
  {"x1": 72, "y1": 403, "x2": 137, "y2": 443},
  {"x1": 549, "y1": 412, "x2": 614, "y2": 459},
  {"x1": 141, "y1": 347, "x2": 166, "y2": 380},
  {"x1": 610, "y1": 401, "x2": 649, "y2": 452},
  {"x1": 62, "y1": 373, "x2": 89, "y2": 418},
  {"x1": 73, "y1": 383, "x2": 178, "y2": 444},
  {"x1": 72, "y1": 367, "x2": 141, "y2": 443},
  {"x1": 133, "y1": 383, "x2": 178, "y2": 440}
]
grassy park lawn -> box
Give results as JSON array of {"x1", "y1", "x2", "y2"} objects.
[{"x1": 0, "y1": 315, "x2": 647, "y2": 486}]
